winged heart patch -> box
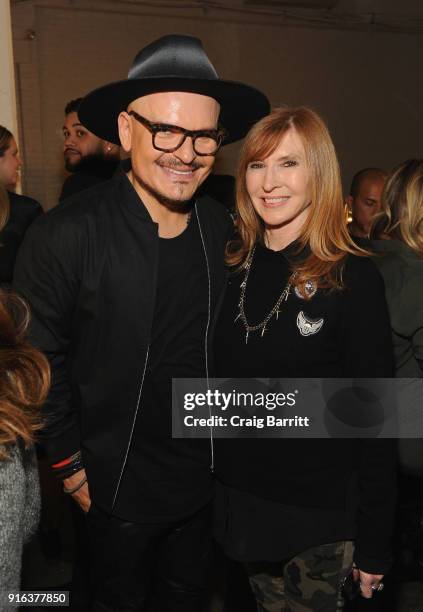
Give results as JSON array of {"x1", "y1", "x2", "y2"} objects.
[{"x1": 296, "y1": 311, "x2": 324, "y2": 336}]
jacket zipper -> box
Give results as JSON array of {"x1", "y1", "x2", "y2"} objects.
[
  {"x1": 195, "y1": 202, "x2": 214, "y2": 473},
  {"x1": 111, "y1": 345, "x2": 150, "y2": 510},
  {"x1": 112, "y1": 205, "x2": 213, "y2": 508}
]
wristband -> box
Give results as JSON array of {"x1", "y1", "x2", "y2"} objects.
[
  {"x1": 63, "y1": 475, "x2": 87, "y2": 495},
  {"x1": 51, "y1": 451, "x2": 84, "y2": 480}
]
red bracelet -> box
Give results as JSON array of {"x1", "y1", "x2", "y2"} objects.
[
  {"x1": 52, "y1": 457, "x2": 73, "y2": 469},
  {"x1": 51, "y1": 451, "x2": 80, "y2": 469}
]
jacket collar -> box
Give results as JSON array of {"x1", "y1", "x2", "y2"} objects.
[{"x1": 257, "y1": 237, "x2": 310, "y2": 265}]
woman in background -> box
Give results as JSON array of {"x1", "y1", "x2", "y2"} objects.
[
  {"x1": 370, "y1": 158, "x2": 423, "y2": 377},
  {"x1": 0, "y1": 186, "x2": 50, "y2": 598},
  {"x1": 0, "y1": 126, "x2": 21, "y2": 192},
  {"x1": 370, "y1": 160, "x2": 423, "y2": 546},
  {"x1": 214, "y1": 107, "x2": 396, "y2": 611},
  {"x1": 0, "y1": 128, "x2": 42, "y2": 285}
]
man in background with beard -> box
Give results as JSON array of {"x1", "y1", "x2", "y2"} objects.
[{"x1": 60, "y1": 97, "x2": 120, "y2": 201}]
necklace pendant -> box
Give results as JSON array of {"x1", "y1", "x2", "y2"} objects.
[
  {"x1": 240, "y1": 280, "x2": 246, "y2": 288},
  {"x1": 294, "y1": 280, "x2": 317, "y2": 300},
  {"x1": 245, "y1": 330, "x2": 249, "y2": 344},
  {"x1": 261, "y1": 325, "x2": 267, "y2": 337},
  {"x1": 234, "y1": 312, "x2": 241, "y2": 323},
  {"x1": 276, "y1": 310, "x2": 280, "y2": 321}
]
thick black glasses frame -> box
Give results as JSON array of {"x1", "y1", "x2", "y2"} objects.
[{"x1": 128, "y1": 110, "x2": 226, "y2": 156}]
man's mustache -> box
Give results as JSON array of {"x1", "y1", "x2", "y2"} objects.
[{"x1": 156, "y1": 158, "x2": 203, "y2": 171}]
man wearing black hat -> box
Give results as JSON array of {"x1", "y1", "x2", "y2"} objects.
[{"x1": 14, "y1": 35, "x2": 269, "y2": 611}]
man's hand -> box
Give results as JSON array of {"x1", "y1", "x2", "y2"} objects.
[
  {"x1": 63, "y1": 469, "x2": 91, "y2": 513},
  {"x1": 352, "y1": 567, "x2": 384, "y2": 599}
]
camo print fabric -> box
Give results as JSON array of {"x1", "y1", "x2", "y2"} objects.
[{"x1": 246, "y1": 540, "x2": 353, "y2": 612}]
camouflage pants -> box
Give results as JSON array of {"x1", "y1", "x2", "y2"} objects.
[{"x1": 246, "y1": 540, "x2": 353, "y2": 612}]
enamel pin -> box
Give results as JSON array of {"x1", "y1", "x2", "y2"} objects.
[{"x1": 296, "y1": 311, "x2": 324, "y2": 336}]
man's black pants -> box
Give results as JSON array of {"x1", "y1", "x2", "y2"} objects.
[{"x1": 87, "y1": 502, "x2": 213, "y2": 612}]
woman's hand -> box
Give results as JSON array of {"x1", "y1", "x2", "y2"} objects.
[{"x1": 352, "y1": 567, "x2": 384, "y2": 599}]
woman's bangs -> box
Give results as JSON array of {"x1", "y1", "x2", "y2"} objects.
[{"x1": 245, "y1": 123, "x2": 289, "y2": 164}]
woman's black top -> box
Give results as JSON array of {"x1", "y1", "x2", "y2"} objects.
[
  {"x1": 214, "y1": 241, "x2": 396, "y2": 573},
  {"x1": 0, "y1": 192, "x2": 42, "y2": 285}
]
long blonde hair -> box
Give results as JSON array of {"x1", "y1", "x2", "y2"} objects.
[
  {"x1": 227, "y1": 107, "x2": 366, "y2": 292},
  {"x1": 0, "y1": 183, "x2": 10, "y2": 229},
  {"x1": 372, "y1": 159, "x2": 423, "y2": 256}
]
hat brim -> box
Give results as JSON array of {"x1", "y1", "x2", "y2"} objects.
[{"x1": 78, "y1": 77, "x2": 270, "y2": 146}]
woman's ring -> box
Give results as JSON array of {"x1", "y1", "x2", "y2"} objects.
[{"x1": 371, "y1": 582, "x2": 384, "y2": 592}]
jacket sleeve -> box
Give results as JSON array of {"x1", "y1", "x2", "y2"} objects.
[
  {"x1": 403, "y1": 273, "x2": 423, "y2": 374},
  {"x1": 13, "y1": 214, "x2": 82, "y2": 463},
  {"x1": 339, "y1": 257, "x2": 397, "y2": 574}
]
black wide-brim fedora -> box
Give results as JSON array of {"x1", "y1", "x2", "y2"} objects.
[{"x1": 78, "y1": 34, "x2": 270, "y2": 146}]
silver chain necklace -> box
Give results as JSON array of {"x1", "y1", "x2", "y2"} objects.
[{"x1": 234, "y1": 246, "x2": 293, "y2": 344}]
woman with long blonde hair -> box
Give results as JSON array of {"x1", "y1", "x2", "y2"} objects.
[
  {"x1": 369, "y1": 160, "x2": 423, "y2": 490},
  {"x1": 370, "y1": 159, "x2": 423, "y2": 377},
  {"x1": 213, "y1": 107, "x2": 396, "y2": 611},
  {"x1": 372, "y1": 158, "x2": 423, "y2": 255}
]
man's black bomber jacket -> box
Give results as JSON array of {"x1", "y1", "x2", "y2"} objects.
[{"x1": 14, "y1": 170, "x2": 231, "y2": 513}]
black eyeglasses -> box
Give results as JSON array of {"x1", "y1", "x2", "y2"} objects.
[{"x1": 128, "y1": 110, "x2": 226, "y2": 156}]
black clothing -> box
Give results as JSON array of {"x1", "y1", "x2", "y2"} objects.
[
  {"x1": 368, "y1": 238, "x2": 423, "y2": 377},
  {"x1": 198, "y1": 174, "x2": 235, "y2": 213},
  {"x1": 14, "y1": 170, "x2": 231, "y2": 516},
  {"x1": 88, "y1": 502, "x2": 213, "y2": 612},
  {"x1": 214, "y1": 482, "x2": 356, "y2": 564},
  {"x1": 214, "y1": 242, "x2": 396, "y2": 574},
  {"x1": 114, "y1": 215, "x2": 212, "y2": 522},
  {"x1": 0, "y1": 191, "x2": 42, "y2": 285},
  {"x1": 59, "y1": 155, "x2": 119, "y2": 201}
]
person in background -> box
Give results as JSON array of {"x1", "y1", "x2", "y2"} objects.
[
  {"x1": 0, "y1": 204, "x2": 50, "y2": 601},
  {"x1": 347, "y1": 167, "x2": 387, "y2": 238},
  {"x1": 60, "y1": 97, "x2": 120, "y2": 201},
  {"x1": 0, "y1": 126, "x2": 21, "y2": 192},
  {"x1": 370, "y1": 159, "x2": 423, "y2": 377},
  {"x1": 0, "y1": 129, "x2": 42, "y2": 286},
  {"x1": 369, "y1": 159, "x2": 423, "y2": 509},
  {"x1": 214, "y1": 107, "x2": 396, "y2": 611}
]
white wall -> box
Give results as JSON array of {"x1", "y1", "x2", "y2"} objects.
[{"x1": 11, "y1": 1, "x2": 423, "y2": 209}]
